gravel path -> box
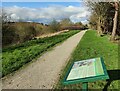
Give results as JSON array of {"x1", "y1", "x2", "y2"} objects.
[{"x1": 2, "y1": 30, "x2": 86, "y2": 89}]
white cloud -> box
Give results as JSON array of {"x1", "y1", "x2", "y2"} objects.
[
  {"x1": 11, "y1": 13, "x2": 20, "y2": 20},
  {"x1": 81, "y1": 20, "x2": 89, "y2": 24},
  {"x1": 3, "y1": 5, "x2": 91, "y2": 23}
]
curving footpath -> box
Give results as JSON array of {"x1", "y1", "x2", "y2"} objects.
[{"x1": 2, "y1": 30, "x2": 87, "y2": 89}]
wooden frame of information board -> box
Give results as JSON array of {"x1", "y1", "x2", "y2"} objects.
[{"x1": 63, "y1": 57, "x2": 109, "y2": 91}]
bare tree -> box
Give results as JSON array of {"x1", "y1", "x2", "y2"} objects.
[
  {"x1": 110, "y1": 0, "x2": 119, "y2": 41},
  {"x1": 2, "y1": 8, "x2": 12, "y2": 24},
  {"x1": 49, "y1": 19, "x2": 61, "y2": 32}
]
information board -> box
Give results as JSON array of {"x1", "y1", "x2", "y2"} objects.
[{"x1": 66, "y1": 58, "x2": 105, "y2": 81}]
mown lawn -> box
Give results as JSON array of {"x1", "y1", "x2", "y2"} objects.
[
  {"x1": 56, "y1": 30, "x2": 119, "y2": 90},
  {"x1": 2, "y1": 30, "x2": 80, "y2": 77}
]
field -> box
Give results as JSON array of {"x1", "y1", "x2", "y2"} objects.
[
  {"x1": 2, "y1": 30, "x2": 80, "y2": 77},
  {"x1": 56, "y1": 30, "x2": 119, "y2": 90}
]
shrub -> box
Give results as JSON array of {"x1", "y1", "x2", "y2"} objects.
[{"x1": 49, "y1": 19, "x2": 61, "y2": 32}]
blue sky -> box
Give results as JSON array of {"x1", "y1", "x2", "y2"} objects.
[
  {"x1": 2, "y1": 2, "x2": 85, "y2": 8},
  {"x1": 2, "y1": 2, "x2": 90, "y2": 24}
]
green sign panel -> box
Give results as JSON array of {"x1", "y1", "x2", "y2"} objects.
[
  {"x1": 63, "y1": 57, "x2": 109, "y2": 85},
  {"x1": 67, "y1": 58, "x2": 104, "y2": 80}
]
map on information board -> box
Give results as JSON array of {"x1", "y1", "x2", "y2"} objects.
[{"x1": 66, "y1": 58, "x2": 104, "y2": 81}]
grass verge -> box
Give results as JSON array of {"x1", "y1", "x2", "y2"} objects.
[
  {"x1": 2, "y1": 30, "x2": 80, "y2": 77},
  {"x1": 56, "y1": 30, "x2": 119, "y2": 90}
]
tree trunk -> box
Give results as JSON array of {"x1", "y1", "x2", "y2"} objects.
[
  {"x1": 110, "y1": 1, "x2": 119, "y2": 41},
  {"x1": 97, "y1": 17, "x2": 102, "y2": 35}
]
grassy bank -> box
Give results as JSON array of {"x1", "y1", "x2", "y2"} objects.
[
  {"x1": 56, "y1": 30, "x2": 119, "y2": 90},
  {"x1": 2, "y1": 30, "x2": 80, "y2": 77}
]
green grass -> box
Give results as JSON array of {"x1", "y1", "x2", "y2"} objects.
[
  {"x1": 56, "y1": 30, "x2": 119, "y2": 90},
  {"x1": 2, "y1": 30, "x2": 80, "y2": 77}
]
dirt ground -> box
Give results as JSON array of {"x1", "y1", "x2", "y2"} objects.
[
  {"x1": 35, "y1": 30, "x2": 69, "y2": 38},
  {"x1": 2, "y1": 30, "x2": 86, "y2": 89}
]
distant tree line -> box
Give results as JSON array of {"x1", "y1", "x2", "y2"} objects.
[{"x1": 49, "y1": 18, "x2": 88, "y2": 31}]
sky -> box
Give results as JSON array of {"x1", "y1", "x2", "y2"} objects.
[{"x1": 2, "y1": 2, "x2": 91, "y2": 24}]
